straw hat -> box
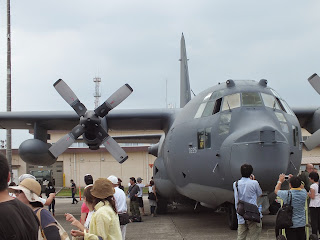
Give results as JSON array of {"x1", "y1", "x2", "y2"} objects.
[
  {"x1": 9, "y1": 178, "x2": 42, "y2": 203},
  {"x1": 90, "y1": 178, "x2": 115, "y2": 199}
]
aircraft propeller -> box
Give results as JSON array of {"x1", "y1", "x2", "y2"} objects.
[
  {"x1": 304, "y1": 73, "x2": 320, "y2": 150},
  {"x1": 48, "y1": 79, "x2": 133, "y2": 163}
]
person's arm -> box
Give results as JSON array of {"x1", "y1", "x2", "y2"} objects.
[
  {"x1": 274, "y1": 173, "x2": 285, "y2": 195},
  {"x1": 44, "y1": 193, "x2": 55, "y2": 206},
  {"x1": 43, "y1": 224, "x2": 60, "y2": 240},
  {"x1": 80, "y1": 212, "x2": 88, "y2": 225},
  {"x1": 65, "y1": 213, "x2": 85, "y2": 231},
  {"x1": 309, "y1": 186, "x2": 316, "y2": 199}
]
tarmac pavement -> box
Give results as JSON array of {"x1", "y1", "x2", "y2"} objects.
[{"x1": 53, "y1": 196, "x2": 278, "y2": 240}]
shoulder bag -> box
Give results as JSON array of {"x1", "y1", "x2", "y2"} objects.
[
  {"x1": 275, "y1": 191, "x2": 293, "y2": 229},
  {"x1": 236, "y1": 181, "x2": 261, "y2": 223},
  {"x1": 148, "y1": 192, "x2": 156, "y2": 200},
  {"x1": 36, "y1": 208, "x2": 70, "y2": 240}
]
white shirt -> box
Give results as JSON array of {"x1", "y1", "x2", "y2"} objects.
[
  {"x1": 310, "y1": 183, "x2": 320, "y2": 207},
  {"x1": 114, "y1": 187, "x2": 127, "y2": 213},
  {"x1": 84, "y1": 210, "x2": 94, "y2": 229},
  {"x1": 137, "y1": 183, "x2": 145, "y2": 197}
]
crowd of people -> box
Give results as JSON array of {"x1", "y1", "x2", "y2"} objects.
[
  {"x1": 233, "y1": 163, "x2": 320, "y2": 240},
  {"x1": 0, "y1": 151, "x2": 158, "y2": 240}
]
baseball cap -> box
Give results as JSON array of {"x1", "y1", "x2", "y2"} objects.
[
  {"x1": 107, "y1": 175, "x2": 118, "y2": 185},
  {"x1": 18, "y1": 174, "x2": 36, "y2": 183},
  {"x1": 137, "y1": 177, "x2": 143, "y2": 182},
  {"x1": 9, "y1": 178, "x2": 42, "y2": 204}
]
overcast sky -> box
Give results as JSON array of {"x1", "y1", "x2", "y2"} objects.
[{"x1": 1, "y1": 0, "x2": 320, "y2": 146}]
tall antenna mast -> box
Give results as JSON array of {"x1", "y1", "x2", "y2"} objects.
[
  {"x1": 6, "y1": 0, "x2": 13, "y2": 180},
  {"x1": 93, "y1": 77, "x2": 101, "y2": 108}
]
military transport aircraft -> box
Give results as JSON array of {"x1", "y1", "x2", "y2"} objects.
[{"x1": 1, "y1": 34, "x2": 320, "y2": 230}]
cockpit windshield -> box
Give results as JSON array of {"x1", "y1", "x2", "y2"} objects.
[{"x1": 194, "y1": 90, "x2": 295, "y2": 119}]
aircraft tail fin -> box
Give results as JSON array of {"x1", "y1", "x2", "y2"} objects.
[{"x1": 180, "y1": 33, "x2": 191, "y2": 108}]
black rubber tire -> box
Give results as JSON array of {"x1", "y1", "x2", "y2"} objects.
[{"x1": 228, "y1": 204, "x2": 238, "y2": 230}]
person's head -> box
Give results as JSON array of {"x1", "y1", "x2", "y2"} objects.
[
  {"x1": 306, "y1": 163, "x2": 314, "y2": 173},
  {"x1": 9, "y1": 178, "x2": 42, "y2": 207},
  {"x1": 314, "y1": 167, "x2": 318, "y2": 173},
  {"x1": 130, "y1": 177, "x2": 136, "y2": 185},
  {"x1": 70, "y1": 179, "x2": 74, "y2": 183},
  {"x1": 240, "y1": 164, "x2": 253, "y2": 178},
  {"x1": 18, "y1": 174, "x2": 36, "y2": 183},
  {"x1": 84, "y1": 174, "x2": 93, "y2": 185},
  {"x1": 150, "y1": 180, "x2": 154, "y2": 186},
  {"x1": 309, "y1": 172, "x2": 319, "y2": 183},
  {"x1": 289, "y1": 176, "x2": 302, "y2": 188},
  {"x1": 107, "y1": 175, "x2": 118, "y2": 187},
  {"x1": 0, "y1": 153, "x2": 9, "y2": 191},
  {"x1": 83, "y1": 185, "x2": 94, "y2": 211},
  {"x1": 89, "y1": 178, "x2": 116, "y2": 213},
  {"x1": 48, "y1": 181, "x2": 53, "y2": 187},
  {"x1": 118, "y1": 178, "x2": 122, "y2": 185},
  {"x1": 137, "y1": 177, "x2": 143, "y2": 183}
]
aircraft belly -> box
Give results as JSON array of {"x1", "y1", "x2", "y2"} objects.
[{"x1": 176, "y1": 183, "x2": 234, "y2": 209}]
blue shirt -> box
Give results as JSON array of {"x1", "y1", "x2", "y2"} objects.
[
  {"x1": 277, "y1": 189, "x2": 307, "y2": 228},
  {"x1": 233, "y1": 177, "x2": 262, "y2": 224}
]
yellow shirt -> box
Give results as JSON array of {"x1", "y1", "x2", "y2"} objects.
[{"x1": 84, "y1": 201, "x2": 122, "y2": 240}]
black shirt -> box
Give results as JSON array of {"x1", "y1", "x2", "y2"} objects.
[{"x1": 0, "y1": 198, "x2": 39, "y2": 240}]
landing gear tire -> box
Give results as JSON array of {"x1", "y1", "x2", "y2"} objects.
[{"x1": 227, "y1": 204, "x2": 238, "y2": 230}]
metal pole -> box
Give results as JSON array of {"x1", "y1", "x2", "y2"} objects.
[{"x1": 6, "y1": 0, "x2": 13, "y2": 182}]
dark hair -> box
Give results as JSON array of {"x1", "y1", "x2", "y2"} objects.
[
  {"x1": 309, "y1": 172, "x2": 319, "y2": 182},
  {"x1": 150, "y1": 180, "x2": 154, "y2": 186},
  {"x1": 130, "y1": 177, "x2": 136, "y2": 183},
  {"x1": 0, "y1": 153, "x2": 9, "y2": 191},
  {"x1": 240, "y1": 164, "x2": 253, "y2": 178},
  {"x1": 70, "y1": 179, "x2": 74, "y2": 182},
  {"x1": 84, "y1": 174, "x2": 93, "y2": 185},
  {"x1": 84, "y1": 187, "x2": 117, "y2": 213},
  {"x1": 9, "y1": 182, "x2": 16, "y2": 186},
  {"x1": 48, "y1": 181, "x2": 53, "y2": 187},
  {"x1": 289, "y1": 176, "x2": 302, "y2": 188}
]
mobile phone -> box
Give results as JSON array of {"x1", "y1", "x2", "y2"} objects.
[{"x1": 285, "y1": 175, "x2": 289, "y2": 180}]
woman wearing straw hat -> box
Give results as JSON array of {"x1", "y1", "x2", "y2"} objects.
[
  {"x1": 71, "y1": 178, "x2": 122, "y2": 240},
  {"x1": 9, "y1": 178, "x2": 61, "y2": 240}
]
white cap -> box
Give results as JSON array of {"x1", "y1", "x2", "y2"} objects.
[
  {"x1": 19, "y1": 174, "x2": 36, "y2": 183},
  {"x1": 107, "y1": 175, "x2": 118, "y2": 185}
]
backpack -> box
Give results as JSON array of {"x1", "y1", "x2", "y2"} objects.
[
  {"x1": 36, "y1": 208, "x2": 70, "y2": 240},
  {"x1": 275, "y1": 191, "x2": 293, "y2": 229}
]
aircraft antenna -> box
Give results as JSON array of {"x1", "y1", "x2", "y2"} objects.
[
  {"x1": 191, "y1": 89, "x2": 196, "y2": 97},
  {"x1": 93, "y1": 77, "x2": 101, "y2": 108}
]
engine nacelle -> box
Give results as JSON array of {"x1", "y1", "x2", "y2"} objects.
[{"x1": 19, "y1": 139, "x2": 56, "y2": 165}]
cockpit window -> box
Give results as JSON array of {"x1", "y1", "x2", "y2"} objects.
[
  {"x1": 210, "y1": 90, "x2": 224, "y2": 101},
  {"x1": 280, "y1": 100, "x2": 295, "y2": 116},
  {"x1": 270, "y1": 89, "x2": 281, "y2": 98},
  {"x1": 203, "y1": 93, "x2": 212, "y2": 101},
  {"x1": 242, "y1": 92, "x2": 263, "y2": 106},
  {"x1": 261, "y1": 93, "x2": 281, "y2": 110},
  {"x1": 194, "y1": 102, "x2": 207, "y2": 118},
  {"x1": 221, "y1": 93, "x2": 241, "y2": 111},
  {"x1": 202, "y1": 101, "x2": 216, "y2": 117}
]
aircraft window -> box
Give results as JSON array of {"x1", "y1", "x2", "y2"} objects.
[
  {"x1": 242, "y1": 92, "x2": 263, "y2": 106},
  {"x1": 275, "y1": 112, "x2": 287, "y2": 122},
  {"x1": 292, "y1": 126, "x2": 299, "y2": 146},
  {"x1": 221, "y1": 93, "x2": 241, "y2": 111},
  {"x1": 203, "y1": 93, "x2": 212, "y2": 101},
  {"x1": 219, "y1": 125, "x2": 229, "y2": 135},
  {"x1": 205, "y1": 128, "x2": 211, "y2": 148},
  {"x1": 219, "y1": 113, "x2": 231, "y2": 135},
  {"x1": 213, "y1": 98, "x2": 222, "y2": 114},
  {"x1": 280, "y1": 100, "x2": 295, "y2": 116},
  {"x1": 194, "y1": 102, "x2": 207, "y2": 118},
  {"x1": 210, "y1": 90, "x2": 224, "y2": 100},
  {"x1": 261, "y1": 93, "x2": 281, "y2": 110},
  {"x1": 197, "y1": 129, "x2": 205, "y2": 149},
  {"x1": 280, "y1": 122, "x2": 289, "y2": 133},
  {"x1": 202, "y1": 101, "x2": 216, "y2": 117}
]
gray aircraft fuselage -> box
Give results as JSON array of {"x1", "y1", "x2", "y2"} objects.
[{"x1": 154, "y1": 79, "x2": 302, "y2": 209}]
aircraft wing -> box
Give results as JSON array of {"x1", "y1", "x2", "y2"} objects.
[{"x1": 0, "y1": 108, "x2": 179, "y2": 132}]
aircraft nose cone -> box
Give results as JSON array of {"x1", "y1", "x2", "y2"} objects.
[{"x1": 225, "y1": 127, "x2": 290, "y2": 191}]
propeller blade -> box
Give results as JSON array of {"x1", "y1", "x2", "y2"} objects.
[
  {"x1": 95, "y1": 84, "x2": 133, "y2": 117},
  {"x1": 48, "y1": 124, "x2": 85, "y2": 158},
  {"x1": 102, "y1": 135, "x2": 128, "y2": 163},
  {"x1": 53, "y1": 79, "x2": 87, "y2": 116},
  {"x1": 308, "y1": 73, "x2": 320, "y2": 95},
  {"x1": 304, "y1": 129, "x2": 320, "y2": 151}
]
